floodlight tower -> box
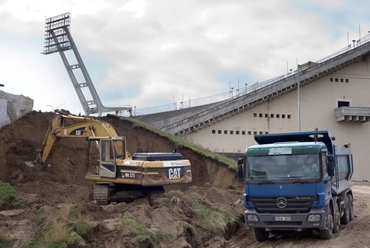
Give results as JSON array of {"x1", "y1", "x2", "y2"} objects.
[{"x1": 42, "y1": 12, "x2": 132, "y2": 116}]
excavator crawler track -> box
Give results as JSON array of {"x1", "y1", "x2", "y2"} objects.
[
  {"x1": 93, "y1": 183, "x2": 109, "y2": 205},
  {"x1": 148, "y1": 186, "x2": 165, "y2": 206}
]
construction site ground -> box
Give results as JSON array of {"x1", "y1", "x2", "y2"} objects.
[{"x1": 1, "y1": 111, "x2": 370, "y2": 248}]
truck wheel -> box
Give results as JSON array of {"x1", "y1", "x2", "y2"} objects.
[
  {"x1": 340, "y1": 194, "x2": 350, "y2": 224},
  {"x1": 320, "y1": 205, "x2": 333, "y2": 239},
  {"x1": 254, "y1": 228, "x2": 269, "y2": 242},
  {"x1": 333, "y1": 201, "x2": 340, "y2": 233},
  {"x1": 348, "y1": 194, "x2": 354, "y2": 221}
]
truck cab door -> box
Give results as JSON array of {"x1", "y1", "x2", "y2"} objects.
[
  {"x1": 237, "y1": 156, "x2": 244, "y2": 180},
  {"x1": 99, "y1": 139, "x2": 117, "y2": 178}
]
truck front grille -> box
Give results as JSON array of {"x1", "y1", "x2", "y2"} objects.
[{"x1": 249, "y1": 195, "x2": 317, "y2": 213}]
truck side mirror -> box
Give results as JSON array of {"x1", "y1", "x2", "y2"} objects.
[
  {"x1": 327, "y1": 155, "x2": 334, "y2": 176},
  {"x1": 237, "y1": 157, "x2": 244, "y2": 179}
]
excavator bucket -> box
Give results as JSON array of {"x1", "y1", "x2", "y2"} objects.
[
  {"x1": 19, "y1": 149, "x2": 46, "y2": 171},
  {"x1": 19, "y1": 161, "x2": 36, "y2": 171},
  {"x1": 19, "y1": 161, "x2": 46, "y2": 171}
]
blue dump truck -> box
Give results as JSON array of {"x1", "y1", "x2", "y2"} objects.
[{"x1": 237, "y1": 130, "x2": 354, "y2": 241}]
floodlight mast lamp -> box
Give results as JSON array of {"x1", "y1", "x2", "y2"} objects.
[{"x1": 42, "y1": 12, "x2": 132, "y2": 116}]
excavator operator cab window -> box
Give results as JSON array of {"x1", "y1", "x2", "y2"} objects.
[
  {"x1": 100, "y1": 139, "x2": 125, "y2": 161},
  {"x1": 99, "y1": 139, "x2": 117, "y2": 178},
  {"x1": 112, "y1": 139, "x2": 125, "y2": 159},
  {"x1": 101, "y1": 140, "x2": 114, "y2": 162}
]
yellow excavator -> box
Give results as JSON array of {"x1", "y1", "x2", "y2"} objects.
[{"x1": 23, "y1": 110, "x2": 192, "y2": 204}]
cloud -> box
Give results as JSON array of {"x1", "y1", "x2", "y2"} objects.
[{"x1": 1, "y1": 0, "x2": 370, "y2": 115}]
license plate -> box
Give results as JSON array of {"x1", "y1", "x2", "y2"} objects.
[{"x1": 274, "y1": 216, "x2": 291, "y2": 221}]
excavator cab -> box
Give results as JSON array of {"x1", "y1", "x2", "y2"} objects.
[
  {"x1": 85, "y1": 136, "x2": 126, "y2": 178},
  {"x1": 99, "y1": 139, "x2": 117, "y2": 178}
]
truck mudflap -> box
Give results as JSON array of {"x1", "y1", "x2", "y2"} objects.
[{"x1": 244, "y1": 208, "x2": 327, "y2": 231}]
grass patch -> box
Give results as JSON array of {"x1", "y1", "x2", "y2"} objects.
[
  {"x1": 35, "y1": 207, "x2": 46, "y2": 226},
  {"x1": 66, "y1": 204, "x2": 92, "y2": 237},
  {"x1": 112, "y1": 115, "x2": 237, "y2": 170},
  {"x1": 67, "y1": 206, "x2": 78, "y2": 221},
  {"x1": 0, "y1": 181, "x2": 16, "y2": 210},
  {"x1": 0, "y1": 227, "x2": 15, "y2": 248},
  {"x1": 73, "y1": 222, "x2": 91, "y2": 237},
  {"x1": 42, "y1": 219, "x2": 85, "y2": 247},
  {"x1": 183, "y1": 223, "x2": 196, "y2": 236},
  {"x1": 25, "y1": 204, "x2": 90, "y2": 248},
  {"x1": 167, "y1": 190, "x2": 233, "y2": 234},
  {"x1": 43, "y1": 220, "x2": 69, "y2": 244},
  {"x1": 122, "y1": 214, "x2": 163, "y2": 246},
  {"x1": 0, "y1": 240, "x2": 15, "y2": 248}
]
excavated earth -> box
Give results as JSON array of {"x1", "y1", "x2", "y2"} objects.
[{"x1": 0, "y1": 111, "x2": 370, "y2": 248}]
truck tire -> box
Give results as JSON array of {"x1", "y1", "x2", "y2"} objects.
[
  {"x1": 320, "y1": 205, "x2": 333, "y2": 239},
  {"x1": 333, "y1": 200, "x2": 340, "y2": 233},
  {"x1": 340, "y1": 194, "x2": 350, "y2": 224},
  {"x1": 348, "y1": 194, "x2": 354, "y2": 221},
  {"x1": 254, "y1": 228, "x2": 269, "y2": 242}
]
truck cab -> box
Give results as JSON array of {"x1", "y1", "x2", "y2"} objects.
[{"x1": 238, "y1": 130, "x2": 354, "y2": 241}]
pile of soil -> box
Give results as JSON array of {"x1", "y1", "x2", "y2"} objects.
[{"x1": 0, "y1": 111, "x2": 370, "y2": 248}]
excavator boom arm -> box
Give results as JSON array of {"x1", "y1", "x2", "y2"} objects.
[{"x1": 37, "y1": 114, "x2": 125, "y2": 165}]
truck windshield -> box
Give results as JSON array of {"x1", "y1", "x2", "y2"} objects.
[{"x1": 246, "y1": 154, "x2": 320, "y2": 180}]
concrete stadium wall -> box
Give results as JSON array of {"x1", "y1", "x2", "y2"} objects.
[
  {"x1": 183, "y1": 59, "x2": 370, "y2": 181},
  {"x1": 0, "y1": 90, "x2": 33, "y2": 129}
]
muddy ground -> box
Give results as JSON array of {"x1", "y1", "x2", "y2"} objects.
[{"x1": 0, "y1": 111, "x2": 370, "y2": 247}]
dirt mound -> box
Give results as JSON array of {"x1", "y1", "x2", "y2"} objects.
[{"x1": 0, "y1": 111, "x2": 245, "y2": 247}]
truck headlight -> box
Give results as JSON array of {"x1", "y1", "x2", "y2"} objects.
[
  {"x1": 307, "y1": 214, "x2": 321, "y2": 222},
  {"x1": 247, "y1": 214, "x2": 259, "y2": 222}
]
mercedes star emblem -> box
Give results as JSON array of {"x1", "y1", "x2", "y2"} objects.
[{"x1": 276, "y1": 197, "x2": 288, "y2": 209}]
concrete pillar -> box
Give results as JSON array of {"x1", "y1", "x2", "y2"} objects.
[{"x1": 0, "y1": 90, "x2": 33, "y2": 129}]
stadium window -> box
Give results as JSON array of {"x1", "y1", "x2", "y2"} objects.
[
  {"x1": 276, "y1": 114, "x2": 280, "y2": 118},
  {"x1": 259, "y1": 113, "x2": 263, "y2": 117},
  {"x1": 236, "y1": 130, "x2": 240, "y2": 135},
  {"x1": 248, "y1": 131, "x2": 252, "y2": 135},
  {"x1": 253, "y1": 113, "x2": 257, "y2": 117},
  {"x1": 259, "y1": 131, "x2": 263, "y2": 134},
  {"x1": 265, "y1": 113, "x2": 268, "y2": 118},
  {"x1": 218, "y1": 130, "x2": 222, "y2": 134},
  {"x1": 282, "y1": 114, "x2": 286, "y2": 118},
  {"x1": 212, "y1": 130, "x2": 216, "y2": 134},
  {"x1": 224, "y1": 130, "x2": 228, "y2": 134},
  {"x1": 270, "y1": 114, "x2": 274, "y2": 118},
  {"x1": 242, "y1": 131, "x2": 246, "y2": 135},
  {"x1": 265, "y1": 132, "x2": 269, "y2": 134},
  {"x1": 337, "y1": 100, "x2": 350, "y2": 108},
  {"x1": 340, "y1": 78, "x2": 344, "y2": 82},
  {"x1": 230, "y1": 130, "x2": 234, "y2": 134},
  {"x1": 254, "y1": 131, "x2": 257, "y2": 135},
  {"x1": 287, "y1": 114, "x2": 291, "y2": 119},
  {"x1": 335, "y1": 78, "x2": 338, "y2": 82},
  {"x1": 345, "y1": 79, "x2": 349, "y2": 83},
  {"x1": 330, "y1": 78, "x2": 333, "y2": 82}
]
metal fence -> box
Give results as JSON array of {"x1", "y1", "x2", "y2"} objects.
[{"x1": 134, "y1": 33, "x2": 370, "y2": 116}]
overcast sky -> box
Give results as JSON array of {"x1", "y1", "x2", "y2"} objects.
[{"x1": 1, "y1": 0, "x2": 370, "y2": 115}]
